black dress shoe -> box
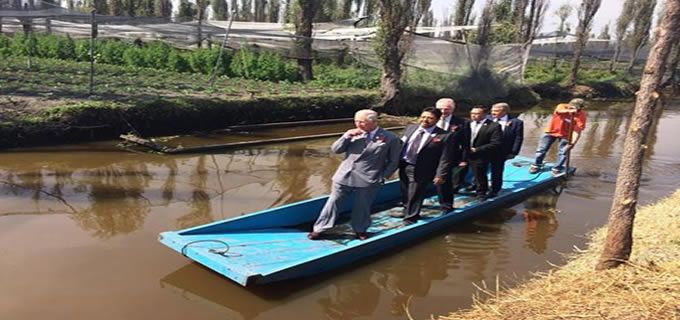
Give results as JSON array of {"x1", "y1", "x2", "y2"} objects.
[{"x1": 356, "y1": 232, "x2": 368, "y2": 240}]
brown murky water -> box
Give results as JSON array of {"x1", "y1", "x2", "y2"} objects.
[{"x1": 1, "y1": 100, "x2": 679, "y2": 320}]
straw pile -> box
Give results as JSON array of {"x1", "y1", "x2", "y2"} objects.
[{"x1": 440, "y1": 189, "x2": 680, "y2": 320}]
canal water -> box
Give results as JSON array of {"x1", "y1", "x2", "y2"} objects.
[{"x1": 1, "y1": 100, "x2": 679, "y2": 320}]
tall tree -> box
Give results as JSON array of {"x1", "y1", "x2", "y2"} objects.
[
  {"x1": 254, "y1": 0, "x2": 266, "y2": 21},
  {"x1": 109, "y1": 0, "x2": 123, "y2": 15},
  {"x1": 292, "y1": 0, "x2": 320, "y2": 82},
  {"x1": 596, "y1": 0, "x2": 680, "y2": 271},
  {"x1": 230, "y1": 0, "x2": 239, "y2": 20},
  {"x1": 241, "y1": 0, "x2": 252, "y2": 20},
  {"x1": 610, "y1": 0, "x2": 635, "y2": 71},
  {"x1": 625, "y1": 0, "x2": 657, "y2": 74},
  {"x1": 512, "y1": 0, "x2": 528, "y2": 42},
  {"x1": 213, "y1": 0, "x2": 229, "y2": 20},
  {"x1": 568, "y1": 0, "x2": 602, "y2": 87},
  {"x1": 453, "y1": 0, "x2": 476, "y2": 26},
  {"x1": 374, "y1": 0, "x2": 426, "y2": 110},
  {"x1": 597, "y1": 23, "x2": 611, "y2": 39},
  {"x1": 268, "y1": 0, "x2": 281, "y2": 22},
  {"x1": 475, "y1": 0, "x2": 495, "y2": 68},
  {"x1": 524, "y1": 0, "x2": 548, "y2": 43},
  {"x1": 554, "y1": 4, "x2": 572, "y2": 36},
  {"x1": 195, "y1": 0, "x2": 210, "y2": 47}
]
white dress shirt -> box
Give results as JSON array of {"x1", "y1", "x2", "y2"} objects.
[{"x1": 494, "y1": 115, "x2": 509, "y2": 131}]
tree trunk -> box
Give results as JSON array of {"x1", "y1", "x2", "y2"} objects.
[
  {"x1": 294, "y1": 0, "x2": 319, "y2": 82},
  {"x1": 568, "y1": 35, "x2": 585, "y2": 87},
  {"x1": 625, "y1": 44, "x2": 643, "y2": 74},
  {"x1": 378, "y1": 33, "x2": 403, "y2": 111},
  {"x1": 609, "y1": 43, "x2": 622, "y2": 72},
  {"x1": 662, "y1": 42, "x2": 680, "y2": 88},
  {"x1": 596, "y1": 0, "x2": 680, "y2": 270}
]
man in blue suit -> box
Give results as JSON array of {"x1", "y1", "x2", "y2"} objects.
[
  {"x1": 308, "y1": 109, "x2": 402, "y2": 241},
  {"x1": 489, "y1": 102, "x2": 524, "y2": 197}
]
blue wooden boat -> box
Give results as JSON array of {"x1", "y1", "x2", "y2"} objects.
[{"x1": 159, "y1": 156, "x2": 570, "y2": 286}]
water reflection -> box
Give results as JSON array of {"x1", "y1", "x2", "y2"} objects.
[
  {"x1": 2, "y1": 103, "x2": 680, "y2": 320},
  {"x1": 521, "y1": 190, "x2": 562, "y2": 254}
]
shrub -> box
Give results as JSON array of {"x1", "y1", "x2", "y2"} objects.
[
  {"x1": 99, "y1": 39, "x2": 128, "y2": 65},
  {"x1": 313, "y1": 64, "x2": 380, "y2": 89},
  {"x1": 123, "y1": 47, "x2": 146, "y2": 68},
  {"x1": 143, "y1": 41, "x2": 172, "y2": 69},
  {"x1": 166, "y1": 51, "x2": 191, "y2": 73},
  {"x1": 230, "y1": 47, "x2": 294, "y2": 81}
]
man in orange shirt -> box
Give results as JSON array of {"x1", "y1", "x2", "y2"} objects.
[{"x1": 529, "y1": 98, "x2": 586, "y2": 175}]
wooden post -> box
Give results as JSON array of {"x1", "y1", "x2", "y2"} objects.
[
  {"x1": 209, "y1": 10, "x2": 236, "y2": 87},
  {"x1": 89, "y1": 10, "x2": 96, "y2": 96}
]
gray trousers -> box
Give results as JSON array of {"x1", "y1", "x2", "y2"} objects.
[{"x1": 312, "y1": 182, "x2": 380, "y2": 233}]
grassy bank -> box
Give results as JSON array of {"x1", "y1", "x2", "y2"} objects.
[
  {"x1": 0, "y1": 56, "x2": 378, "y2": 148},
  {"x1": 441, "y1": 190, "x2": 680, "y2": 319},
  {"x1": 526, "y1": 58, "x2": 639, "y2": 100}
]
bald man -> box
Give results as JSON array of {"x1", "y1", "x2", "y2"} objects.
[{"x1": 435, "y1": 98, "x2": 468, "y2": 212}]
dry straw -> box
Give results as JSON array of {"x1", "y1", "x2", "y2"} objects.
[{"x1": 440, "y1": 189, "x2": 680, "y2": 320}]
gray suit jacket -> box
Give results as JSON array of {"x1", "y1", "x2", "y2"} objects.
[{"x1": 331, "y1": 127, "x2": 402, "y2": 188}]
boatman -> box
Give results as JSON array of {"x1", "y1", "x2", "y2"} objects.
[
  {"x1": 529, "y1": 98, "x2": 587, "y2": 175},
  {"x1": 308, "y1": 109, "x2": 402, "y2": 241}
]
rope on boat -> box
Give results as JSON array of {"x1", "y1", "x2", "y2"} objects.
[{"x1": 180, "y1": 239, "x2": 242, "y2": 258}]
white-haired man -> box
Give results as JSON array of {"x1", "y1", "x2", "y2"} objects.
[{"x1": 309, "y1": 109, "x2": 402, "y2": 241}]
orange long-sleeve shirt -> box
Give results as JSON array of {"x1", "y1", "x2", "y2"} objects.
[{"x1": 544, "y1": 103, "x2": 586, "y2": 139}]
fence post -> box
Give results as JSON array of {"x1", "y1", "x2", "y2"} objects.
[{"x1": 89, "y1": 10, "x2": 97, "y2": 96}]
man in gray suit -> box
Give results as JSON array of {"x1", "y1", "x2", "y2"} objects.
[{"x1": 308, "y1": 109, "x2": 402, "y2": 240}]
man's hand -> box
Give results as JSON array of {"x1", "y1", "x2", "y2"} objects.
[
  {"x1": 471, "y1": 147, "x2": 477, "y2": 153},
  {"x1": 345, "y1": 128, "x2": 365, "y2": 137},
  {"x1": 459, "y1": 162, "x2": 468, "y2": 167},
  {"x1": 433, "y1": 177, "x2": 445, "y2": 185},
  {"x1": 564, "y1": 143, "x2": 574, "y2": 151}
]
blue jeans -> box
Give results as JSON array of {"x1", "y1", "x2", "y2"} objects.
[{"x1": 533, "y1": 134, "x2": 570, "y2": 171}]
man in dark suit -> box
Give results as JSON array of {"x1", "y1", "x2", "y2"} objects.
[
  {"x1": 461, "y1": 106, "x2": 502, "y2": 199},
  {"x1": 395, "y1": 107, "x2": 452, "y2": 223},
  {"x1": 434, "y1": 98, "x2": 468, "y2": 213},
  {"x1": 489, "y1": 102, "x2": 524, "y2": 196}
]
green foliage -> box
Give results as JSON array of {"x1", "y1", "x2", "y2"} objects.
[
  {"x1": 142, "y1": 41, "x2": 172, "y2": 69},
  {"x1": 123, "y1": 47, "x2": 146, "y2": 67},
  {"x1": 230, "y1": 47, "x2": 295, "y2": 81},
  {"x1": 99, "y1": 39, "x2": 128, "y2": 65},
  {"x1": 312, "y1": 64, "x2": 380, "y2": 89},
  {"x1": 0, "y1": 35, "x2": 12, "y2": 56},
  {"x1": 166, "y1": 51, "x2": 191, "y2": 73}
]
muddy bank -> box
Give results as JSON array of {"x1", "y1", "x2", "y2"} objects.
[
  {"x1": 531, "y1": 81, "x2": 638, "y2": 100},
  {"x1": 0, "y1": 93, "x2": 378, "y2": 149}
]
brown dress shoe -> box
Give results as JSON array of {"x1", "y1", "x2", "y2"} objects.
[{"x1": 307, "y1": 232, "x2": 322, "y2": 240}]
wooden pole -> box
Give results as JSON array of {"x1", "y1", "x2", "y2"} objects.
[
  {"x1": 565, "y1": 112, "x2": 575, "y2": 177},
  {"x1": 209, "y1": 10, "x2": 236, "y2": 87},
  {"x1": 89, "y1": 10, "x2": 97, "y2": 96}
]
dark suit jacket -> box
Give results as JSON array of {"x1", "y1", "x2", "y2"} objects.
[
  {"x1": 461, "y1": 119, "x2": 502, "y2": 161},
  {"x1": 442, "y1": 115, "x2": 468, "y2": 163},
  {"x1": 401, "y1": 125, "x2": 452, "y2": 182},
  {"x1": 497, "y1": 117, "x2": 524, "y2": 158}
]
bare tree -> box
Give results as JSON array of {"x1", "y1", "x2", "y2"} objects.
[
  {"x1": 568, "y1": 0, "x2": 602, "y2": 87},
  {"x1": 524, "y1": 0, "x2": 548, "y2": 43},
  {"x1": 610, "y1": 0, "x2": 635, "y2": 71},
  {"x1": 662, "y1": 42, "x2": 680, "y2": 88},
  {"x1": 513, "y1": 0, "x2": 528, "y2": 38},
  {"x1": 292, "y1": 0, "x2": 320, "y2": 82},
  {"x1": 453, "y1": 0, "x2": 476, "y2": 26},
  {"x1": 474, "y1": 0, "x2": 495, "y2": 69},
  {"x1": 554, "y1": 3, "x2": 572, "y2": 36},
  {"x1": 625, "y1": 0, "x2": 657, "y2": 74},
  {"x1": 596, "y1": 0, "x2": 680, "y2": 271},
  {"x1": 597, "y1": 23, "x2": 611, "y2": 39},
  {"x1": 375, "y1": 0, "x2": 428, "y2": 110}
]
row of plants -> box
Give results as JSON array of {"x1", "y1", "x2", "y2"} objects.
[{"x1": 0, "y1": 32, "x2": 380, "y2": 88}]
